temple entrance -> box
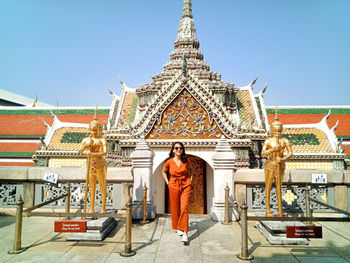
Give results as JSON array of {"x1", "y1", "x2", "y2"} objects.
[{"x1": 165, "y1": 155, "x2": 207, "y2": 214}]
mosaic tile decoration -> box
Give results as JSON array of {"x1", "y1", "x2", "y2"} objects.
[
  {"x1": 47, "y1": 127, "x2": 90, "y2": 151},
  {"x1": 255, "y1": 96, "x2": 266, "y2": 130},
  {"x1": 282, "y1": 189, "x2": 297, "y2": 205},
  {"x1": 286, "y1": 160, "x2": 333, "y2": 170},
  {"x1": 147, "y1": 89, "x2": 224, "y2": 139},
  {"x1": 237, "y1": 89, "x2": 257, "y2": 128},
  {"x1": 117, "y1": 91, "x2": 138, "y2": 129},
  {"x1": 282, "y1": 127, "x2": 334, "y2": 153},
  {"x1": 49, "y1": 158, "x2": 87, "y2": 167},
  {"x1": 131, "y1": 73, "x2": 266, "y2": 140}
]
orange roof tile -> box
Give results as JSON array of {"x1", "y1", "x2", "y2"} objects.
[
  {"x1": 0, "y1": 143, "x2": 38, "y2": 152},
  {"x1": 267, "y1": 114, "x2": 350, "y2": 137},
  {"x1": 0, "y1": 114, "x2": 108, "y2": 136},
  {"x1": 0, "y1": 162, "x2": 35, "y2": 167}
]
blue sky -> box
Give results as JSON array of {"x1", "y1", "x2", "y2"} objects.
[{"x1": 1, "y1": 0, "x2": 349, "y2": 107}]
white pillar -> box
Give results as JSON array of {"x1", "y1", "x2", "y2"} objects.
[
  {"x1": 130, "y1": 137, "x2": 156, "y2": 219},
  {"x1": 211, "y1": 136, "x2": 239, "y2": 221}
]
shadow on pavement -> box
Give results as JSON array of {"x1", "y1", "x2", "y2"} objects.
[
  {"x1": 187, "y1": 216, "x2": 218, "y2": 245},
  {"x1": 0, "y1": 215, "x2": 16, "y2": 228},
  {"x1": 133, "y1": 217, "x2": 160, "y2": 252}
]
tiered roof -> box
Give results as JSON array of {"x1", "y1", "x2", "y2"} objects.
[
  {"x1": 109, "y1": 81, "x2": 138, "y2": 132},
  {"x1": 2, "y1": 1, "x2": 347, "y2": 169},
  {"x1": 109, "y1": 0, "x2": 266, "y2": 143},
  {"x1": 0, "y1": 107, "x2": 109, "y2": 166},
  {"x1": 266, "y1": 106, "x2": 350, "y2": 157}
]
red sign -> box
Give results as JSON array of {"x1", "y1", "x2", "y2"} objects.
[
  {"x1": 54, "y1": 221, "x2": 87, "y2": 232},
  {"x1": 286, "y1": 226, "x2": 322, "y2": 238}
]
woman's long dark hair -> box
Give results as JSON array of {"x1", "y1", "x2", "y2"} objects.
[{"x1": 168, "y1": 142, "x2": 188, "y2": 163}]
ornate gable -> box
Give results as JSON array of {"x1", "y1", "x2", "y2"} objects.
[
  {"x1": 111, "y1": 82, "x2": 138, "y2": 132},
  {"x1": 133, "y1": 72, "x2": 242, "y2": 139},
  {"x1": 146, "y1": 89, "x2": 224, "y2": 139}
]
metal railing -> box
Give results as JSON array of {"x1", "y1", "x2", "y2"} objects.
[
  {"x1": 222, "y1": 184, "x2": 232, "y2": 225},
  {"x1": 120, "y1": 183, "x2": 148, "y2": 257},
  {"x1": 236, "y1": 187, "x2": 350, "y2": 261},
  {"x1": 8, "y1": 183, "x2": 149, "y2": 257}
]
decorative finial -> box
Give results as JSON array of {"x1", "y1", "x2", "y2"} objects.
[
  {"x1": 262, "y1": 83, "x2": 268, "y2": 94},
  {"x1": 249, "y1": 74, "x2": 258, "y2": 87},
  {"x1": 119, "y1": 75, "x2": 124, "y2": 85},
  {"x1": 94, "y1": 104, "x2": 98, "y2": 121},
  {"x1": 274, "y1": 105, "x2": 279, "y2": 121},
  {"x1": 174, "y1": 0, "x2": 199, "y2": 49},
  {"x1": 32, "y1": 95, "x2": 38, "y2": 107},
  {"x1": 89, "y1": 105, "x2": 102, "y2": 136},
  {"x1": 271, "y1": 105, "x2": 283, "y2": 131},
  {"x1": 182, "y1": 0, "x2": 193, "y2": 19}
]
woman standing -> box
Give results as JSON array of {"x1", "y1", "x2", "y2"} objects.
[{"x1": 162, "y1": 142, "x2": 192, "y2": 245}]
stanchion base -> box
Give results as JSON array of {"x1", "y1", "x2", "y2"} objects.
[
  {"x1": 120, "y1": 251, "x2": 136, "y2": 257},
  {"x1": 221, "y1": 222, "x2": 232, "y2": 225},
  {"x1": 237, "y1": 254, "x2": 254, "y2": 261},
  {"x1": 141, "y1": 220, "x2": 150, "y2": 224},
  {"x1": 8, "y1": 247, "x2": 27, "y2": 254}
]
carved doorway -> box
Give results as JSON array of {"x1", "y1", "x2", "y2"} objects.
[{"x1": 165, "y1": 155, "x2": 207, "y2": 214}]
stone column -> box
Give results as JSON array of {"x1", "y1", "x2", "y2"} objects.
[
  {"x1": 23, "y1": 182, "x2": 35, "y2": 208},
  {"x1": 211, "y1": 136, "x2": 239, "y2": 221},
  {"x1": 130, "y1": 137, "x2": 156, "y2": 219},
  {"x1": 334, "y1": 185, "x2": 348, "y2": 211}
]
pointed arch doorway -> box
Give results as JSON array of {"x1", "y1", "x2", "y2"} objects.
[{"x1": 165, "y1": 155, "x2": 207, "y2": 214}]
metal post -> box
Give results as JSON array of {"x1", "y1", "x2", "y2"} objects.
[
  {"x1": 120, "y1": 199, "x2": 136, "y2": 257},
  {"x1": 222, "y1": 183, "x2": 231, "y2": 225},
  {"x1": 237, "y1": 202, "x2": 253, "y2": 261},
  {"x1": 305, "y1": 186, "x2": 312, "y2": 225},
  {"x1": 65, "y1": 184, "x2": 71, "y2": 220},
  {"x1": 8, "y1": 196, "x2": 26, "y2": 254},
  {"x1": 142, "y1": 184, "x2": 148, "y2": 224}
]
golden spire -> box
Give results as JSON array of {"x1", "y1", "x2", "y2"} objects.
[
  {"x1": 271, "y1": 105, "x2": 283, "y2": 131},
  {"x1": 94, "y1": 104, "x2": 98, "y2": 121},
  {"x1": 274, "y1": 105, "x2": 279, "y2": 121},
  {"x1": 90, "y1": 104, "x2": 101, "y2": 132}
]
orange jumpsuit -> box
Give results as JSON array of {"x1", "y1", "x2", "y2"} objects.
[{"x1": 164, "y1": 158, "x2": 192, "y2": 233}]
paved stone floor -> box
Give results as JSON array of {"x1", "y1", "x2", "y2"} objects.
[{"x1": 0, "y1": 214, "x2": 349, "y2": 263}]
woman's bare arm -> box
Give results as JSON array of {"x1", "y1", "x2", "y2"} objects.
[{"x1": 162, "y1": 165, "x2": 169, "y2": 185}]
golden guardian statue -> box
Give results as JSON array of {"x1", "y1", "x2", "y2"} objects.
[
  {"x1": 78, "y1": 107, "x2": 108, "y2": 214},
  {"x1": 261, "y1": 107, "x2": 293, "y2": 217}
]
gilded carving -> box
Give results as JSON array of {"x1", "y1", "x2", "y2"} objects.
[{"x1": 147, "y1": 90, "x2": 223, "y2": 139}]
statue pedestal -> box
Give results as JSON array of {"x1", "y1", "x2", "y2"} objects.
[
  {"x1": 66, "y1": 210, "x2": 118, "y2": 241},
  {"x1": 255, "y1": 221, "x2": 309, "y2": 245}
]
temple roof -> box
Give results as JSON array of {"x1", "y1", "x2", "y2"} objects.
[
  {"x1": 0, "y1": 88, "x2": 53, "y2": 107},
  {"x1": 46, "y1": 127, "x2": 89, "y2": 151},
  {"x1": 109, "y1": 81, "x2": 138, "y2": 132},
  {"x1": 137, "y1": 0, "x2": 233, "y2": 95},
  {"x1": 281, "y1": 111, "x2": 345, "y2": 159}
]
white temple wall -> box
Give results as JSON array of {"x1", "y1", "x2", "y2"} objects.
[
  {"x1": 152, "y1": 147, "x2": 215, "y2": 172},
  {"x1": 206, "y1": 162, "x2": 214, "y2": 213},
  {"x1": 152, "y1": 159, "x2": 166, "y2": 214}
]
